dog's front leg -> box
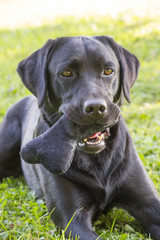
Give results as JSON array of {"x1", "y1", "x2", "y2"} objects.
[
  {"x1": 38, "y1": 169, "x2": 102, "y2": 240},
  {"x1": 115, "y1": 188, "x2": 160, "y2": 240},
  {"x1": 126, "y1": 198, "x2": 160, "y2": 240},
  {"x1": 113, "y1": 156, "x2": 160, "y2": 240},
  {"x1": 64, "y1": 211, "x2": 102, "y2": 240}
]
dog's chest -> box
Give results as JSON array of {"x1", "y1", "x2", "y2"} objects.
[
  {"x1": 72, "y1": 150, "x2": 113, "y2": 208},
  {"x1": 74, "y1": 150, "x2": 110, "y2": 184},
  {"x1": 74, "y1": 150, "x2": 106, "y2": 174}
]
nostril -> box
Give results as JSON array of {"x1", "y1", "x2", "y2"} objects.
[
  {"x1": 85, "y1": 106, "x2": 94, "y2": 114},
  {"x1": 99, "y1": 105, "x2": 107, "y2": 114}
]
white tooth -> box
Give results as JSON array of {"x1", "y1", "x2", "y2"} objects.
[
  {"x1": 78, "y1": 142, "x2": 85, "y2": 147},
  {"x1": 86, "y1": 139, "x2": 103, "y2": 146}
]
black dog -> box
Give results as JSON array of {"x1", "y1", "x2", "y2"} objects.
[{"x1": 0, "y1": 36, "x2": 160, "y2": 240}]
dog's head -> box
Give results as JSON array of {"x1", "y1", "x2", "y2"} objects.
[{"x1": 18, "y1": 36, "x2": 140, "y2": 155}]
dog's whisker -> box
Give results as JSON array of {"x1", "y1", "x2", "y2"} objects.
[
  {"x1": 105, "y1": 145, "x2": 112, "y2": 152},
  {"x1": 48, "y1": 112, "x2": 61, "y2": 123}
]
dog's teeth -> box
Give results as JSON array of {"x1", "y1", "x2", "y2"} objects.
[
  {"x1": 97, "y1": 135, "x2": 103, "y2": 141},
  {"x1": 78, "y1": 142, "x2": 85, "y2": 147},
  {"x1": 86, "y1": 139, "x2": 102, "y2": 145}
]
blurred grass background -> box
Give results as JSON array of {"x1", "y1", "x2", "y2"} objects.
[{"x1": 0, "y1": 1, "x2": 160, "y2": 239}]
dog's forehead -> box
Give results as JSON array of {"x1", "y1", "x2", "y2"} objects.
[{"x1": 49, "y1": 36, "x2": 118, "y2": 67}]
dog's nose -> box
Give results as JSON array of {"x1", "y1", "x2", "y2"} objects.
[{"x1": 84, "y1": 99, "x2": 107, "y2": 117}]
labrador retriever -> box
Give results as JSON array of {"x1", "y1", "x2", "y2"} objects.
[{"x1": 0, "y1": 36, "x2": 160, "y2": 240}]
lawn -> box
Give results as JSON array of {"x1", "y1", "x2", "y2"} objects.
[{"x1": 0, "y1": 16, "x2": 160, "y2": 240}]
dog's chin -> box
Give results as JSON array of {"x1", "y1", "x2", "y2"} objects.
[{"x1": 77, "y1": 128, "x2": 110, "y2": 154}]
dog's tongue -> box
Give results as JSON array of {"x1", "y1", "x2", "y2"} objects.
[{"x1": 88, "y1": 132, "x2": 101, "y2": 139}]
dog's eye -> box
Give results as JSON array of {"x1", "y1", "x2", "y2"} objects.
[
  {"x1": 104, "y1": 68, "x2": 113, "y2": 75},
  {"x1": 61, "y1": 69, "x2": 72, "y2": 77}
]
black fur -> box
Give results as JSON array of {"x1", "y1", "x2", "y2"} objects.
[{"x1": 0, "y1": 36, "x2": 160, "y2": 240}]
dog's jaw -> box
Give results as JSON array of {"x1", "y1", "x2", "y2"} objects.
[
  {"x1": 76, "y1": 116, "x2": 120, "y2": 154},
  {"x1": 77, "y1": 128, "x2": 110, "y2": 154}
]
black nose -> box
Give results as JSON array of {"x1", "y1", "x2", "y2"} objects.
[{"x1": 84, "y1": 99, "x2": 107, "y2": 117}]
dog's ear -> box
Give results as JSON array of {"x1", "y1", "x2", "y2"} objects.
[
  {"x1": 108, "y1": 37, "x2": 140, "y2": 103},
  {"x1": 17, "y1": 39, "x2": 56, "y2": 107},
  {"x1": 95, "y1": 36, "x2": 140, "y2": 103}
]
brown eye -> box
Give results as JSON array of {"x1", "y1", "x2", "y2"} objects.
[
  {"x1": 61, "y1": 69, "x2": 72, "y2": 77},
  {"x1": 104, "y1": 68, "x2": 113, "y2": 75}
]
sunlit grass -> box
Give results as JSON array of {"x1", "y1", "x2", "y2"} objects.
[{"x1": 0, "y1": 16, "x2": 160, "y2": 239}]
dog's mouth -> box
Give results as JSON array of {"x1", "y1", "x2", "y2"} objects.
[{"x1": 77, "y1": 128, "x2": 110, "y2": 154}]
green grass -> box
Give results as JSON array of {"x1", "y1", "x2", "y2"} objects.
[{"x1": 0, "y1": 15, "x2": 160, "y2": 239}]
